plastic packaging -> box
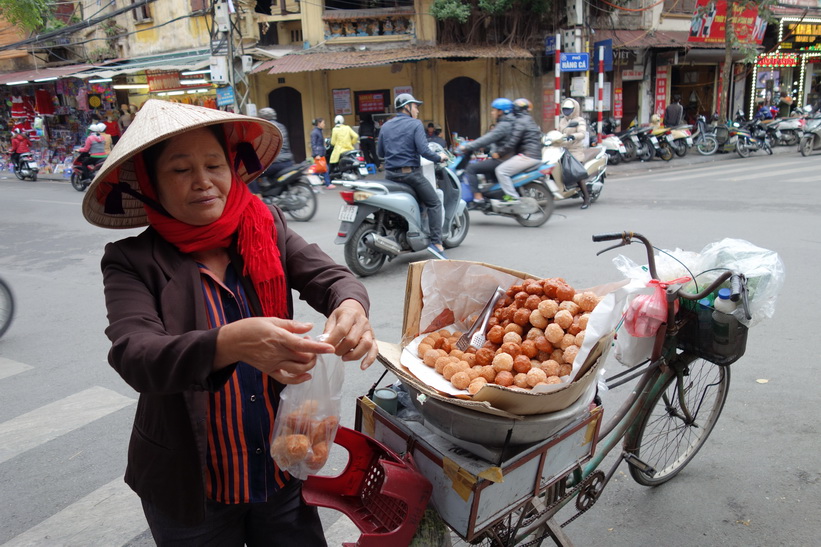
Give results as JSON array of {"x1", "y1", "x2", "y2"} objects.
[{"x1": 269, "y1": 337, "x2": 344, "y2": 480}]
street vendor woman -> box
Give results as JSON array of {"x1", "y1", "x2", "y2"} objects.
[{"x1": 81, "y1": 99, "x2": 378, "y2": 545}]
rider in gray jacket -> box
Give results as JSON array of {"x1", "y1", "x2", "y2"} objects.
[{"x1": 494, "y1": 98, "x2": 543, "y2": 202}]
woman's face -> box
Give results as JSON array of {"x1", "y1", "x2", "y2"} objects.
[
  {"x1": 154, "y1": 127, "x2": 233, "y2": 226},
  {"x1": 318, "y1": 120, "x2": 325, "y2": 129}
]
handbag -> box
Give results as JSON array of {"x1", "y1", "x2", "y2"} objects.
[
  {"x1": 560, "y1": 150, "x2": 588, "y2": 186},
  {"x1": 312, "y1": 156, "x2": 328, "y2": 174}
]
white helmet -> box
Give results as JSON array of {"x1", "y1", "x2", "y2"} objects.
[{"x1": 334, "y1": 115, "x2": 344, "y2": 125}]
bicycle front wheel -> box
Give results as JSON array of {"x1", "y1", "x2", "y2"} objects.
[
  {"x1": 0, "y1": 277, "x2": 14, "y2": 339},
  {"x1": 625, "y1": 358, "x2": 730, "y2": 486}
]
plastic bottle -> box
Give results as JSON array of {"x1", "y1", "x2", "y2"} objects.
[
  {"x1": 697, "y1": 298, "x2": 713, "y2": 343},
  {"x1": 712, "y1": 288, "x2": 738, "y2": 355}
]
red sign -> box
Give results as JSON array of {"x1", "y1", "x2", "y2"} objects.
[
  {"x1": 355, "y1": 90, "x2": 388, "y2": 114},
  {"x1": 614, "y1": 87, "x2": 623, "y2": 119},
  {"x1": 757, "y1": 54, "x2": 799, "y2": 67},
  {"x1": 654, "y1": 67, "x2": 668, "y2": 117},
  {"x1": 688, "y1": 0, "x2": 766, "y2": 45}
]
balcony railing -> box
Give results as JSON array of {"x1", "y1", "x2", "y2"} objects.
[{"x1": 322, "y1": 8, "x2": 414, "y2": 40}]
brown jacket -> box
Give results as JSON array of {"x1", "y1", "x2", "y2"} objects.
[{"x1": 101, "y1": 205, "x2": 369, "y2": 525}]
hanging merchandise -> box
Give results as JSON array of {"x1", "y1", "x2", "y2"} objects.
[{"x1": 34, "y1": 88, "x2": 55, "y2": 115}]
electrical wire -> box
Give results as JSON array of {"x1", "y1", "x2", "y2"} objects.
[{"x1": 598, "y1": 0, "x2": 665, "y2": 13}]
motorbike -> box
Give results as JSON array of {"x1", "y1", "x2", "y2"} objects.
[
  {"x1": 601, "y1": 133, "x2": 627, "y2": 165},
  {"x1": 455, "y1": 153, "x2": 554, "y2": 228},
  {"x1": 541, "y1": 130, "x2": 607, "y2": 206},
  {"x1": 326, "y1": 138, "x2": 370, "y2": 181},
  {"x1": 690, "y1": 115, "x2": 719, "y2": 155},
  {"x1": 665, "y1": 125, "x2": 693, "y2": 157},
  {"x1": 334, "y1": 143, "x2": 469, "y2": 277},
  {"x1": 635, "y1": 127, "x2": 672, "y2": 161},
  {"x1": 763, "y1": 115, "x2": 802, "y2": 146},
  {"x1": 257, "y1": 160, "x2": 319, "y2": 222},
  {"x1": 13, "y1": 152, "x2": 39, "y2": 181},
  {"x1": 603, "y1": 118, "x2": 639, "y2": 163},
  {"x1": 70, "y1": 151, "x2": 103, "y2": 192},
  {"x1": 799, "y1": 106, "x2": 821, "y2": 157},
  {"x1": 731, "y1": 117, "x2": 773, "y2": 158}
]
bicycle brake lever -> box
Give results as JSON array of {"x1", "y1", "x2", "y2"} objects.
[{"x1": 596, "y1": 241, "x2": 628, "y2": 256}]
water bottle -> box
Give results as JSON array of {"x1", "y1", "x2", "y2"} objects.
[
  {"x1": 697, "y1": 298, "x2": 713, "y2": 344},
  {"x1": 712, "y1": 288, "x2": 738, "y2": 355}
]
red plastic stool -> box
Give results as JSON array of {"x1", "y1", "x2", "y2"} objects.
[{"x1": 302, "y1": 426, "x2": 432, "y2": 547}]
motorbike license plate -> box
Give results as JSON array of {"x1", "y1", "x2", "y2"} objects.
[
  {"x1": 358, "y1": 166, "x2": 369, "y2": 176},
  {"x1": 28, "y1": 162, "x2": 39, "y2": 169},
  {"x1": 686, "y1": 137, "x2": 693, "y2": 146},
  {"x1": 338, "y1": 204, "x2": 358, "y2": 222},
  {"x1": 650, "y1": 136, "x2": 659, "y2": 144}
]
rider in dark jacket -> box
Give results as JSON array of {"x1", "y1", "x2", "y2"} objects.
[
  {"x1": 457, "y1": 98, "x2": 516, "y2": 207},
  {"x1": 494, "y1": 98, "x2": 543, "y2": 203}
]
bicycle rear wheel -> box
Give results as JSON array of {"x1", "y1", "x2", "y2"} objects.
[
  {"x1": 625, "y1": 358, "x2": 729, "y2": 486},
  {"x1": 0, "y1": 277, "x2": 14, "y2": 339}
]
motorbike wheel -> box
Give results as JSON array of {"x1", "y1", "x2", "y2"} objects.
[
  {"x1": 736, "y1": 138, "x2": 751, "y2": 158},
  {"x1": 658, "y1": 142, "x2": 674, "y2": 161},
  {"x1": 344, "y1": 222, "x2": 387, "y2": 277},
  {"x1": 71, "y1": 171, "x2": 88, "y2": 192},
  {"x1": 673, "y1": 140, "x2": 688, "y2": 158},
  {"x1": 638, "y1": 142, "x2": 654, "y2": 162},
  {"x1": 696, "y1": 135, "x2": 718, "y2": 156},
  {"x1": 284, "y1": 181, "x2": 318, "y2": 222},
  {"x1": 800, "y1": 136, "x2": 813, "y2": 157},
  {"x1": 514, "y1": 182, "x2": 553, "y2": 228},
  {"x1": 13, "y1": 168, "x2": 24, "y2": 181},
  {"x1": 606, "y1": 150, "x2": 621, "y2": 165},
  {"x1": 764, "y1": 141, "x2": 773, "y2": 155},
  {"x1": 782, "y1": 129, "x2": 800, "y2": 146},
  {"x1": 442, "y1": 209, "x2": 470, "y2": 249},
  {"x1": 621, "y1": 139, "x2": 637, "y2": 162}
]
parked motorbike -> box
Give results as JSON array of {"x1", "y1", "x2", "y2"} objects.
[
  {"x1": 731, "y1": 117, "x2": 773, "y2": 158},
  {"x1": 603, "y1": 118, "x2": 639, "y2": 162},
  {"x1": 601, "y1": 133, "x2": 627, "y2": 165},
  {"x1": 764, "y1": 116, "x2": 802, "y2": 146},
  {"x1": 13, "y1": 152, "x2": 39, "y2": 181},
  {"x1": 690, "y1": 115, "x2": 719, "y2": 155},
  {"x1": 455, "y1": 153, "x2": 554, "y2": 228},
  {"x1": 334, "y1": 144, "x2": 469, "y2": 277},
  {"x1": 70, "y1": 151, "x2": 102, "y2": 192},
  {"x1": 257, "y1": 160, "x2": 319, "y2": 222},
  {"x1": 635, "y1": 127, "x2": 672, "y2": 161},
  {"x1": 666, "y1": 125, "x2": 693, "y2": 157},
  {"x1": 799, "y1": 106, "x2": 821, "y2": 157}
]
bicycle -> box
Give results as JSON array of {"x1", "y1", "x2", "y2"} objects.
[
  {"x1": 308, "y1": 231, "x2": 752, "y2": 546},
  {"x1": 0, "y1": 275, "x2": 14, "y2": 339}
]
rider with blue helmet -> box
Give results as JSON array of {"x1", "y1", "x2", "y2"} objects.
[
  {"x1": 493, "y1": 97, "x2": 543, "y2": 205},
  {"x1": 457, "y1": 98, "x2": 517, "y2": 208}
]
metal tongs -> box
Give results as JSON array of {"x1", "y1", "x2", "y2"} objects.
[{"x1": 456, "y1": 286, "x2": 506, "y2": 351}]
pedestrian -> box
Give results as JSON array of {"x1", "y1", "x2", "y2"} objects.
[
  {"x1": 9, "y1": 128, "x2": 31, "y2": 171},
  {"x1": 377, "y1": 93, "x2": 450, "y2": 259},
  {"x1": 254, "y1": 107, "x2": 294, "y2": 194},
  {"x1": 558, "y1": 97, "x2": 591, "y2": 209},
  {"x1": 777, "y1": 91, "x2": 793, "y2": 119},
  {"x1": 357, "y1": 113, "x2": 380, "y2": 171},
  {"x1": 457, "y1": 98, "x2": 516, "y2": 206},
  {"x1": 104, "y1": 110, "x2": 121, "y2": 145},
  {"x1": 494, "y1": 98, "x2": 542, "y2": 206},
  {"x1": 329, "y1": 115, "x2": 358, "y2": 176},
  {"x1": 664, "y1": 95, "x2": 684, "y2": 127},
  {"x1": 118, "y1": 104, "x2": 133, "y2": 134},
  {"x1": 310, "y1": 117, "x2": 333, "y2": 189},
  {"x1": 81, "y1": 99, "x2": 377, "y2": 545}
]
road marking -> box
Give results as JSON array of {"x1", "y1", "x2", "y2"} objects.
[
  {"x1": 617, "y1": 161, "x2": 819, "y2": 182},
  {"x1": 0, "y1": 358, "x2": 33, "y2": 381},
  {"x1": 1, "y1": 478, "x2": 147, "y2": 547},
  {"x1": 0, "y1": 386, "x2": 135, "y2": 464}
]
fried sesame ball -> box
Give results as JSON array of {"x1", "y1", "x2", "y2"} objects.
[
  {"x1": 492, "y1": 352, "x2": 514, "y2": 372},
  {"x1": 558, "y1": 300, "x2": 580, "y2": 315},
  {"x1": 513, "y1": 307, "x2": 532, "y2": 326},
  {"x1": 560, "y1": 333, "x2": 577, "y2": 350},
  {"x1": 468, "y1": 378, "x2": 488, "y2": 395},
  {"x1": 521, "y1": 339, "x2": 538, "y2": 358},
  {"x1": 504, "y1": 323, "x2": 524, "y2": 336},
  {"x1": 556, "y1": 283, "x2": 576, "y2": 302},
  {"x1": 559, "y1": 364, "x2": 573, "y2": 376},
  {"x1": 494, "y1": 371, "x2": 514, "y2": 387},
  {"x1": 574, "y1": 332, "x2": 585, "y2": 347},
  {"x1": 526, "y1": 327, "x2": 545, "y2": 340},
  {"x1": 554, "y1": 309, "x2": 574, "y2": 329},
  {"x1": 423, "y1": 349, "x2": 440, "y2": 367},
  {"x1": 577, "y1": 291, "x2": 600, "y2": 313},
  {"x1": 513, "y1": 354, "x2": 532, "y2": 374},
  {"x1": 541, "y1": 360, "x2": 561, "y2": 377},
  {"x1": 487, "y1": 325, "x2": 505, "y2": 344},
  {"x1": 503, "y1": 331, "x2": 523, "y2": 345},
  {"x1": 578, "y1": 313, "x2": 590, "y2": 330},
  {"x1": 526, "y1": 367, "x2": 548, "y2": 387},
  {"x1": 451, "y1": 371, "x2": 471, "y2": 390},
  {"x1": 513, "y1": 372, "x2": 530, "y2": 388},
  {"x1": 525, "y1": 294, "x2": 542, "y2": 310},
  {"x1": 544, "y1": 375, "x2": 563, "y2": 385},
  {"x1": 545, "y1": 323, "x2": 565, "y2": 344},
  {"x1": 475, "y1": 347, "x2": 495, "y2": 367},
  {"x1": 529, "y1": 309, "x2": 548, "y2": 329},
  {"x1": 478, "y1": 365, "x2": 496, "y2": 382},
  {"x1": 537, "y1": 299, "x2": 559, "y2": 319},
  {"x1": 534, "y1": 335, "x2": 553, "y2": 352},
  {"x1": 500, "y1": 342, "x2": 522, "y2": 358},
  {"x1": 563, "y1": 345, "x2": 580, "y2": 365}
]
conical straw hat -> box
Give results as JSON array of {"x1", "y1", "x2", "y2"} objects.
[{"x1": 82, "y1": 99, "x2": 282, "y2": 229}]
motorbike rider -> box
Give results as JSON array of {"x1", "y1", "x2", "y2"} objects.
[
  {"x1": 377, "y1": 93, "x2": 450, "y2": 259},
  {"x1": 457, "y1": 98, "x2": 516, "y2": 208},
  {"x1": 358, "y1": 113, "x2": 380, "y2": 171},
  {"x1": 494, "y1": 98, "x2": 542, "y2": 205},
  {"x1": 330, "y1": 115, "x2": 359, "y2": 176},
  {"x1": 76, "y1": 123, "x2": 108, "y2": 180},
  {"x1": 254, "y1": 107, "x2": 294, "y2": 194},
  {"x1": 9, "y1": 128, "x2": 31, "y2": 171},
  {"x1": 558, "y1": 98, "x2": 591, "y2": 209}
]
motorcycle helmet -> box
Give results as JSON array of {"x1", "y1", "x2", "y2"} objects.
[
  {"x1": 258, "y1": 107, "x2": 277, "y2": 121},
  {"x1": 395, "y1": 93, "x2": 423, "y2": 111},
  {"x1": 561, "y1": 99, "x2": 576, "y2": 118},
  {"x1": 334, "y1": 115, "x2": 345, "y2": 125},
  {"x1": 491, "y1": 98, "x2": 514, "y2": 114},
  {"x1": 89, "y1": 123, "x2": 100, "y2": 133},
  {"x1": 513, "y1": 98, "x2": 533, "y2": 114}
]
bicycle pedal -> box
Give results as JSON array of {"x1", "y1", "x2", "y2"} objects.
[{"x1": 623, "y1": 452, "x2": 656, "y2": 476}]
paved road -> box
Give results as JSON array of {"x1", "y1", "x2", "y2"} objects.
[{"x1": 0, "y1": 145, "x2": 818, "y2": 546}]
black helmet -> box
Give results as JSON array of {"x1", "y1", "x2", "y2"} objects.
[{"x1": 395, "y1": 93, "x2": 422, "y2": 111}]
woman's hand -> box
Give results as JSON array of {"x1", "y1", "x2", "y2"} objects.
[
  {"x1": 215, "y1": 317, "x2": 335, "y2": 384},
  {"x1": 322, "y1": 299, "x2": 378, "y2": 369}
]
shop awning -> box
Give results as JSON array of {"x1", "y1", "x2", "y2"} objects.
[
  {"x1": 0, "y1": 62, "x2": 96, "y2": 85},
  {"x1": 253, "y1": 44, "x2": 533, "y2": 75},
  {"x1": 594, "y1": 30, "x2": 728, "y2": 49},
  {"x1": 77, "y1": 49, "x2": 212, "y2": 79}
]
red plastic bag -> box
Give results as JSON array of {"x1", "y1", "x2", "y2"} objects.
[
  {"x1": 308, "y1": 156, "x2": 328, "y2": 174},
  {"x1": 624, "y1": 277, "x2": 690, "y2": 338}
]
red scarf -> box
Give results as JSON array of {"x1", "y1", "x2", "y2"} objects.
[{"x1": 134, "y1": 154, "x2": 287, "y2": 319}]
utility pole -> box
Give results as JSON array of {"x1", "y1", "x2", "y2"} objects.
[{"x1": 211, "y1": 0, "x2": 251, "y2": 113}]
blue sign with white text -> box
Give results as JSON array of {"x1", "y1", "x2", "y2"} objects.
[
  {"x1": 545, "y1": 35, "x2": 556, "y2": 55},
  {"x1": 216, "y1": 86, "x2": 235, "y2": 107},
  {"x1": 593, "y1": 39, "x2": 613, "y2": 72},
  {"x1": 560, "y1": 53, "x2": 589, "y2": 71}
]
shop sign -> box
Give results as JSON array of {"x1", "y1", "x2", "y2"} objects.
[
  {"x1": 146, "y1": 70, "x2": 208, "y2": 92},
  {"x1": 355, "y1": 90, "x2": 389, "y2": 114},
  {"x1": 593, "y1": 39, "x2": 613, "y2": 71},
  {"x1": 614, "y1": 87, "x2": 623, "y2": 119},
  {"x1": 622, "y1": 68, "x2": 644, "y2": 81},
  {"x1": 757, "y1": 54, "x2": 799, "y2": 67},
  {"x1": 783, "y1": 21, "x2": 821, "y2": 51},
  {"x1": 654, "y1": 66, "x2": 668, "y2": 116},
  {"x1": 561, "y1": 53, "x2": 589, "y2": 71},
  {"x1": 687, "y1": 0, "x2": 766, "y2": 45},
  {"x1": 333, "y1": 88, "x2": 353, "y2": 116},
  {"x1": 216, "y1": 86, "x2": 234, "y2": 107},
  {"x1": 613, "y1": 49, "x2": 636, "y2": 67}
]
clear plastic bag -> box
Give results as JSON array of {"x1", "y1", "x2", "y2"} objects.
[{"x1": 269, "y1": 339, "x2": 344, "y2": 480}]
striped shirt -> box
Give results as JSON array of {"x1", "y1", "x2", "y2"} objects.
[{"x1": 198, "y1": 262, "x2": 292, "y2": 504}]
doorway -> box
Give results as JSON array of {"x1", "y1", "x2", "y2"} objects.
[
  {"x1": 621, "y1": 80, "x2": 640, "y2": 127},
  {"x1": 267, "y1": 87, "x2": 306, "y2": 162},
  {"x1": 444, "y1": 76, "x2": 481, "y2": 145}
]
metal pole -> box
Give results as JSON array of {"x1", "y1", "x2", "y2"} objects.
[
  {"x1": 555, "y1": 32, "x2": 561, "y2": 129},
  {"x1": 598, "y1": 45, "x2": 604, "y2": 143}
]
